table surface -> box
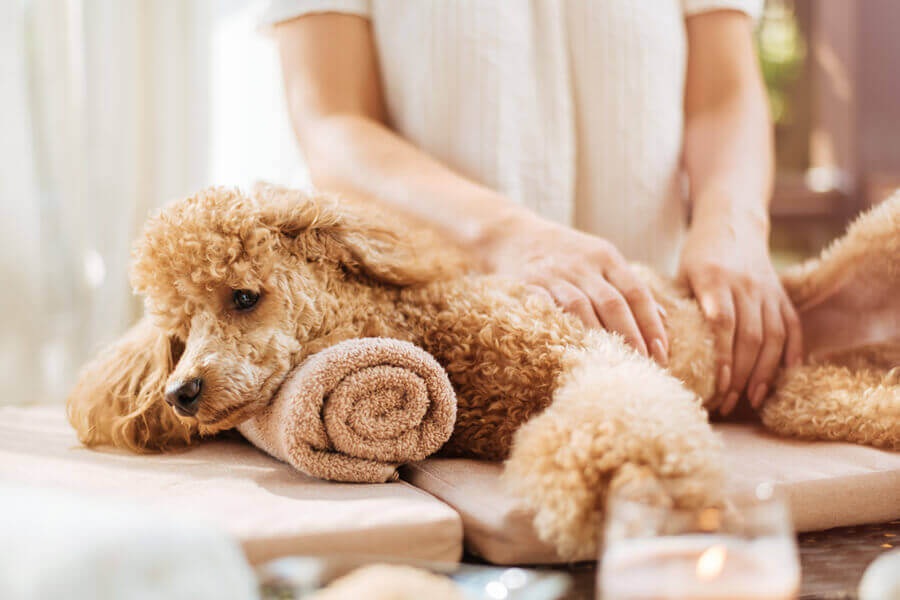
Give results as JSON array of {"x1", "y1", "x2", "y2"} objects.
[{"x1": 556, "y1": 521, "x2": 900, "y2": 600}]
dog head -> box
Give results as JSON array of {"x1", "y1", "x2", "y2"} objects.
[{"x1": 67, "y1": 184, "x2": 458, "y2": 451}]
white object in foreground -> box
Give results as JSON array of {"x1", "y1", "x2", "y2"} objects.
[
  {"x1": 0, "y1": 483, "x2": 259, "y2": 600},
  {"x1": 859, "y1": 550, "x2": 900, "y2": 600}
]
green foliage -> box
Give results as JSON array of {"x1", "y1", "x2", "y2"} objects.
[{"x1": 756, "y1": 1, "x2": 805, "y2": 125}]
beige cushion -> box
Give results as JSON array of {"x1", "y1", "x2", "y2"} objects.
[
  {"x1": 0, "y1": 407, "x2": 463, "y2": 564},
  {"x1": 402, "y1": 424, "x2": 900, "y2": 564}
]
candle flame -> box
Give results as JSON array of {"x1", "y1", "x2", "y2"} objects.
[{"x1": 696, "y1": 545, "x2": 728, "y2": 580}]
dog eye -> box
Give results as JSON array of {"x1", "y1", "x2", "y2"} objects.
[{"x1": 232, "y1": 289, "x2": 260, "y2": 311}]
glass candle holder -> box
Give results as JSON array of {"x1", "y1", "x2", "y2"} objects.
[{"x1": 599, "y1": 485, "x2": 800, "y2": 600}]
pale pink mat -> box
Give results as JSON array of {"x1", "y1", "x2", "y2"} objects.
[
  {"x1": 0, "y1": 406, "x2": 463, "y2": 564},
  {"x1": 402, "y1": 424, "x2": 900, "y2": 564}
]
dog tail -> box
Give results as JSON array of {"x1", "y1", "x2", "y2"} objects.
[{"x1": 502, "y1": 330, "x2": 724, "y2": 559}]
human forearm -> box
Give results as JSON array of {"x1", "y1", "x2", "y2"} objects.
[
  {"x1": 683, "y1": 12, "x2": 773, "y2": 234},
  {"x1": 683, "y1": 90, "x2": 773, "y2": 232},
  {"x1": 276, "y1": 13, "x2": 532, "y2": 262},
  {"x1": 680, "y1": 11, "x2": 800, "y2": 415},
  {"x1": 296, "y1": 110, "x2": 670, "y2": 357},
  {"x1": 276, "y1": 13, "x2": 668, "y2": 356},
  {"x1": 294, "y1": 112, "x2": 531, "y2": 261}
]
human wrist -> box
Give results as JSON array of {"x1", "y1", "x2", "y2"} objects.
[
  {"x1": 691, "y1": 190, "x2": 770, "y2": 239},
  {"x1": 469, "y1": 200, "x2": 544, "y2": 272}
]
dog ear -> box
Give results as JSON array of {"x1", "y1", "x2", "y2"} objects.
[
  {"x1": 67, "y1": 317, "x2": 196, "y2": 452},
  {"x1": 253, "y1": 182, "x2": 464, "y2": 286}
]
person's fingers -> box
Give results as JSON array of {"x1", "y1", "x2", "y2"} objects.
[
  {"x1": 524, "y1": 284, "x2": 556, "y2": 305},
  {"x1": 781, "y1": 298, "x2": 804, "y2": 368},
  {"x1": 746, "y1": 299, "x2": 786, "y2": 410},
  {"x1": 582, "y1": 276, "x2": 649, "y2": 357},
  {"x1": 604, "y1": 267, "x2": 669, "y2": 365},
  {"x1": 546, "y1": 280, "x2": 603, "y2": 330},
  {"x1": 723, "y1": 291, "x2": 764, "y2": 415},
  {"x1": 696, "y1": 282, "x2": 736, "y2": 410}
]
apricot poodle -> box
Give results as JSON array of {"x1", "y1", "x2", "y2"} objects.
[{"x1": 68, "y1": 184, "x2": 900, "y2": 558}]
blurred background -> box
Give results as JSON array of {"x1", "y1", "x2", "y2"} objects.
[{"x1": 2, "y1": 0, "x2": 899, "y2": 408}]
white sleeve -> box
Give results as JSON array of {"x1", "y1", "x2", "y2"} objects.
[
  {"x1": 258, "y1": 0, "x2": 371, "y2": 30},
  {"x1": 682, "y1": 0, "x2": 764, "y2": 21}
]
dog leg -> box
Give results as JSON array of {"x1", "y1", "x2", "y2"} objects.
[
  {"x1": 762, "y1": 364, "x2": 900, "y2": 450},
  {"x1": 757, "y1": 192, "x2": 900, "y2": 448},
  {"x1": 635, "y1": 267, "x2": 718, "y2": 407},
  {"x1": 502, "y1": 331, "x2": 724, "y2": 559},
  {"x1": 641, "y1": 193, "x2": 900, "y2": 447}
]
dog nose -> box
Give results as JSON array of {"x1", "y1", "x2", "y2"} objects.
[{"x1": 164, "y1": 378, "x2": 203, "y2": 416}]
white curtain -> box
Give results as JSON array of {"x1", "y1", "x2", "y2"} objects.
[{"x1": 0, "y1": 0, "x2": 305, "y2": 406}]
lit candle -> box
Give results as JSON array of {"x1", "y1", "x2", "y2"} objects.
[{"x1": 599, "y1": 534, "x2": 799, "y2": 600}]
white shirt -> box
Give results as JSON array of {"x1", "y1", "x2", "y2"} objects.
[{"x1": 262, "y1": 0, "x2": 762, "y2": 275}]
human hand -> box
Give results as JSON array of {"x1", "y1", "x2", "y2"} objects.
[
  {"x1": 484, "y1": 213, "x2": 669, "y2": 364},
  {"x1": 679, "y1": 206, "x2": 802, "y2": 415}
]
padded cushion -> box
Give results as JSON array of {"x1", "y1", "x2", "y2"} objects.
[
  {"x1": 0, "y1": 407, "x2": 463, "y2": 564},
  {"x1": 402, "y1": 424, "x2": 900, "y2": 564}
]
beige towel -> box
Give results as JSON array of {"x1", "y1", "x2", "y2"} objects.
[{"x1": 237, "y1": 338, "x2": 457, "y2": 483}]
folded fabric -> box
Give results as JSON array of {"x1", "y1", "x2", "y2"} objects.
[{"x1": 238, "y1": 338, "x2": 457, "y2": 483}]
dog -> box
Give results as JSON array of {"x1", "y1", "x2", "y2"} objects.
[{"x1": 68, "y1": 183, "x2": 900, "y2": 557}]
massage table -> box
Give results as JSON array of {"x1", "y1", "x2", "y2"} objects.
[
  {"x1": 1, "y1": 406, "x2": 898, "y2": 566},
  {"x1": 0, "y1": 406, "x2": 462, "y2": 565}
]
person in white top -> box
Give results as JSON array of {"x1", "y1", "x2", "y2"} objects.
[{"x1": 263, "y1": 0, "x2": 802, "y2": 416}]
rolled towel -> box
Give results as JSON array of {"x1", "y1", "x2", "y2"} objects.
[{"x1": 237, "y1": 338, "x2": 457, "y2": 483}]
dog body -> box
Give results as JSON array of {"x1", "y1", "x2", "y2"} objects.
[{"x1": 67, "y1": 185, "x2": 899, "y2": 557}]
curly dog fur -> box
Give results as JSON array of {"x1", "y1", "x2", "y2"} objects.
[{"x1": 68, "y1": 184, "x2": 900, "y2": 558}]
